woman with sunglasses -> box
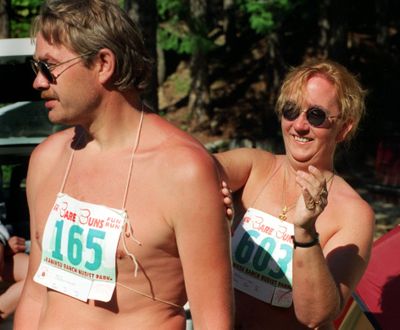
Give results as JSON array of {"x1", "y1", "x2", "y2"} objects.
[{"x1": 216, "y1": 59, "x2": 375, "y2": 329}]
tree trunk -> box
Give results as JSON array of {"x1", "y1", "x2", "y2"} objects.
[
  {"x1": 317, "y1": 0, "x2": 330, "y2": 58},
  {"x1": 376, "y1": 0, "x2": 389, "y2": 47},
  {"x1": 124, "y1": 0, "x2": 158, "y2": 112},
  {"x1": 188, "y1": 0, "x2": 210, "y2": 130},
  {"x1": 223, "y1": 0, "x2": 235, "y2": 54},
  {"x1": 327, "y1": 0, "x2": 348, "y2": 62},
  {"x1": 318, "y1": 0, "x2": 348, "y2": 62},
  {"x1": 0, "y1": 0, "x2": 10, "y2": 38},
  {"x1": 265, "y1": 33, "x2": 285, "y2": 108}
]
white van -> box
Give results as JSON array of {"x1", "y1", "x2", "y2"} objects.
[{"x1": 0, "y1": 38, "x2": 54, "y2": 239}]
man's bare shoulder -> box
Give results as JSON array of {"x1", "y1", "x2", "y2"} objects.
[
  {"x1": 146, "y1": 113, "x2": 217, "y2": 176},
  {"x1": 145, "y1": 116, "x2": 224, "y2": 228},
  {"x1": 28, "y1": 128, "x2": 76, "y2": 187},
  {"x1": 160, "y1": 136, "x2": 217, "y2": 183},
  {"x1": 30, "y1": 128, "x2": 75, "y2": 163},
  {"x1": 147, "y1": 115, "x2": 220, "y2": 187}
]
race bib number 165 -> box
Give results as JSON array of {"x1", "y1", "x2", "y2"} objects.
[{"x1": 34, "y1": 193, "x2": 125, "y2": 302}]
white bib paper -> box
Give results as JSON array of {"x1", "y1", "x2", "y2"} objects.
[
  {"x1": 231, "y1": 207, "x2": 294, "y2": 308},
  {"x1": 34, "y1": 193, "x2": 125, "y2": 302}
]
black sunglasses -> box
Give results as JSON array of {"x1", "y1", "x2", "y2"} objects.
[
  {"x1": 30, "y1": 53, "x2": 92, "y2": 83},
  {"x1": 282, "y1": 102, "x2": 339, "y2": 127}
]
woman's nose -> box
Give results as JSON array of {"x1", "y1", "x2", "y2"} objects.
[{"x1": 293, "y1": 111, "x2": 310, "y2": 130}]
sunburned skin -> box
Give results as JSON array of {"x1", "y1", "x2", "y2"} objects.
[
  {"x1": 17, "y1": 107, "x2": 233, "y2": 329},
  {"x1": 15, "y1": 2, "x2": 235, "y2": 327}
]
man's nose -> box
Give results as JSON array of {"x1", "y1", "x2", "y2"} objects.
[{"x1": 32, "y1": 71, "x2": 50, "y2": 90}]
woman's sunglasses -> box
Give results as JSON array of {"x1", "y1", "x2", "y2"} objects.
[
  {"x1": 282, "y1": 102, "x2": 339, "y2": 127},
  {"x1": 30, "y1": 53, "x2": 92, "y2": 84}
]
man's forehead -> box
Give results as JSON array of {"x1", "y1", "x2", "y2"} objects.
[{"x1": 34, "y1": 34, "x2": 71, "y2": 58}]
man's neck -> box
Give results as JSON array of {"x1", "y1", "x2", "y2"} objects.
[{"x1": 81, "y1": 91, "x2": 144, "y2": 151}]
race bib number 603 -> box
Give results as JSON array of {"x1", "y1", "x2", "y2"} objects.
[{"x1": 231, "y1": 208, "x2": 294, "y2": 307}]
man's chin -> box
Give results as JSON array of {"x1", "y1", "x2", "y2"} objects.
[{"x1": 48, "y1": 114, "x2": 70, "y2": 126}]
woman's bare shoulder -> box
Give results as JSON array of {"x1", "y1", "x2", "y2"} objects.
[{"x1": 327, "y1": 175, "x2": 375, "y2": 227}]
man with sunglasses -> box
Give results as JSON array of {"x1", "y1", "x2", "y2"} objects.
[
  {"x1": 14, "y1": 0, "x2": 233, "y2": 329},
  {"x1": 216, "y1": 59, "x2": 375, "y2": 329}
]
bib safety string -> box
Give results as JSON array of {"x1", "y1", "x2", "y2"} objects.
[
  {"x1": 250, "y1": 158, "x2": 283, "y2": 207},
  {"x1": 116, "y1": 282, "x2": 183, "y2": 308},
  {"x1": 58, "y1": 109, "x2": 146, "y2": 283},
  {"x1": 122, "y1": 109, "x2": 144, "y2": 210},
  {"x1": 120, "y1": 109, "x2": 145, "y2": 276},
  {"x1": 122, "y1": 214, "x2": 141, "y2": 277},
  {"x1": 60, "y1": 148, "x2": 75, "y2": 193},
  {"x1": 60, "y1": 132, "x2": 86, "y2": 193}
]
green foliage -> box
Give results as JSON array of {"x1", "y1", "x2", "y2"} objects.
[
  {"x1": 157, "y1": 0, "x2": 214, "y2": 55},
  {"x1": 156, "y1": 0, "x2": 294, "y2": 55},
  {"x1": 157, "y1": 19, "x2": 194, "y2": 54},
  {"x1": 8, "y1": 0, "x2": 292, "y2": 54},
  {"x1": 158, "y1": 25, "x2": 213, "y2": 55},
  {"x1": 236, "y1": 0, "x2": 292, "y2": 34},
  {"x1": 1, "y1": 165, "x2": 13, "y2": 188},
  {"x1": 157, "y1": 0, "x2": 190, "y2": 54},
  {"x1": 174, "y1": 74, "x2": 191, "y2": 95},
  {"x1": 157, "y1": 0, "x2": 185, "y2": 19},
  {"x1": 10, "y1": 0, "x2": 42, "y2": 37}
]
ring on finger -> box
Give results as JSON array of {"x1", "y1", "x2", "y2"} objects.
[
  {"x1": 306, "y1": 197, "x2": 316, "y2": 210},
  {"x1": 315, "y1": 197, "x2": 327, "y2": 207},
  {"x1": 319, "y1": 186, "x2": 328, "y2": 197}
]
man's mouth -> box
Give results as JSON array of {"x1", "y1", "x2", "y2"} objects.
[{"x1": 44, "y1": 99, "x2": 56, "y2": 110}]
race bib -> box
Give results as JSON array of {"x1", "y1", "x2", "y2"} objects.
[
  {"x1": 231, "y1": 208, "x2": 294, "y2": 307},
  {"x1": 34, "y1": 193, "x2": 125, "y2": 302}
]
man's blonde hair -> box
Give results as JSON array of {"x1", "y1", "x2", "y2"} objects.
[{"x1": 31, "y1": 0, "x2": 152, "y2": 92}]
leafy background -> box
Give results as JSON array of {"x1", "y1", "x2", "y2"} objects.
[{"x1": 2, "y1": 0, "x2": 399, "y2": 236}]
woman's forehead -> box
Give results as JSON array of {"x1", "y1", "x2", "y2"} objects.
[{"x1": 287, "y1": 74, "x2": 338, "y2": 105}]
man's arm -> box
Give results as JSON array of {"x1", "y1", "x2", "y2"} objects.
[
  {"x1": 14, "y1": 148, "x2": 47, "y2": 329},
  {"x1": 168, "y1": 148, "x2": 234, "y2": 329},
  {"x1": 0, "y1": 222, "x2": 9, "y2": 273},
  {"x1": 0, "y1": 243, "x2": 4, "y2": 274},
  {"x1": 14, "y1": 235, "x2": 46, "y2": 329}
]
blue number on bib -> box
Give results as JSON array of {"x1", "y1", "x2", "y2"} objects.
[
  {"x1": 234, "y1": 230, "x2": 258, "y2": 264},
  {"x1": 268, "y1": 243, "x2": 292, "y2": 279},
  {"x1": 85, "y1": 229, "x2": 106, "y2": 271},
  {"x1": 68, "y1": 225, "x2": 83, "y2": 265},
  {"x1": 235, "y1": 230, "x2": 292, "y2": 280},
  {"x1": 52, "y1": 220, "x2": 64, "y2": 261},
  {"x1": 253, "y1": 236, "x2": 275, "y2": 272},
  {"x1": 51, "y1": 220, "x2": 105, "y2": 271}
]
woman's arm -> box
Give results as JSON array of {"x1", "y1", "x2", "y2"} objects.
[{"x1": 214, "y1": 148, "x2": 273, "y2": 192}]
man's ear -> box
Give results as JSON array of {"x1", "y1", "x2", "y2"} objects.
[
  {"x1": 336, "y1": 120, "x2": 353, "y2": 143},
  {"x1": 96, "y1": 48, "x2": 115, "y2": 85}
]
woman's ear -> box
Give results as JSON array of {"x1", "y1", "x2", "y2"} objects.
[
  {"x1": 95, "y1": 48, "x2": 115, "y2": 85},
  {"x1": 336, "y1": 120, "x2": 354, "y2": 143}
]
